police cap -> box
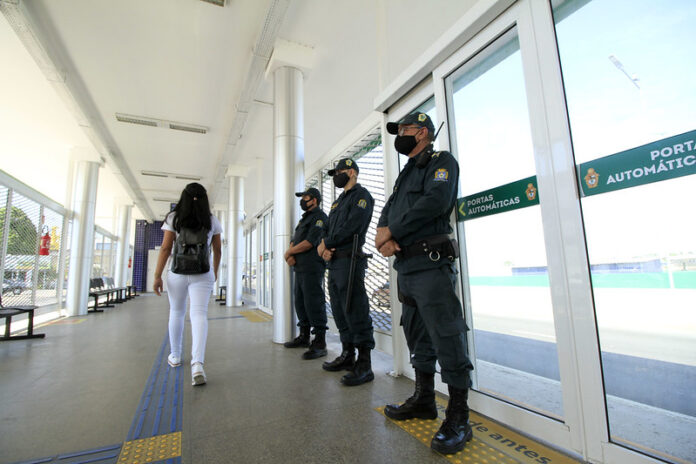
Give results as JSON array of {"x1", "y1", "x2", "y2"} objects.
[
  {"x1": 327, "y1": 158, "x2": 359, "y2": 176},
  {"x1": 386, "y1": 112, "x2": 435, "y2": 136},
  {"x1": 294, "y1": 187, "x2": 322, "y2": 204}
]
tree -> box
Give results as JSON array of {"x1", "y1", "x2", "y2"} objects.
[{"x1": 0, "y1": 206, "x2": 39, "y2": 255}]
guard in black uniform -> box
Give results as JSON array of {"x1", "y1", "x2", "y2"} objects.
[
  {"x1": 376, "y1": 113, "x2": 474, "y2": 455},
  {"x1": 283, "y1": 188, "x2": 329, "y2": 360},
  {"x1": 317, "y1": 158, "x2": 375, "y2": 386}
]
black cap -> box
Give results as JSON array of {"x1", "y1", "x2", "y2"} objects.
[
  {"x1": 327, "y1": 158, "x2": 359, "y2": 176},
  {"x1": 386, "y1": 112, "x2": 435, "y2": 136},
  {"x1": 295, "y1": 187, "x2": 322, "y2": 203}
]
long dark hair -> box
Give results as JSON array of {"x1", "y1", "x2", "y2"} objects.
[{"x1": 166, "y1": 182, "x2": 212, "y2": 232}]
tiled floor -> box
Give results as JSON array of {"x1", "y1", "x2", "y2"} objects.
[{"x1": 0, "y1": 294, "x2": 580, "y2": 464}]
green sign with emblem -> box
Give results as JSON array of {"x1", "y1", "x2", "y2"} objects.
[
  {"x1": 577, "y1": 129, "x2": 696, "y2": 197},
  {"x1": 456, "y1": 129, "x2": 696, "y2": 221},
  {"x1": 457, "y1": 176, "x2": 539, "y2": 221}
]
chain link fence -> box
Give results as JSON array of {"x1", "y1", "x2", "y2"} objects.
[
  {"x1": 0, "y1": 183, "x2": 69, "y2": 307},
  {"x1": 304, "y1": 133, "x2": 393, "y2": 333}
]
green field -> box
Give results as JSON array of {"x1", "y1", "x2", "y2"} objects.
[{"x1": 469, "y1": 271, "x2": 696, "y2": 289}]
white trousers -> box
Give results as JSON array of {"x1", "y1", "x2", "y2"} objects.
[{"x1": 166, "y1": 270, "x2": 215, "y2": 365}]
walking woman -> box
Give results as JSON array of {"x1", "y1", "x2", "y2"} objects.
[{"x1": 153, "y1": 182, "x2": 222, "y2": 386}]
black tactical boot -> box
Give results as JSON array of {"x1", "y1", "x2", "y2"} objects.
[
  {"x1": 341, "y1": 345, "x2": 374, "y2": 386},
  {"x1": 322, "y1": 343, "x2": 355, "y2": 371},
  {"x1": 302, "y1": 330, "x2": 327, "y2": 360},
  {"x1": 430, "y1": 385, "x2": 472, "y2": 454},
  {"x1": 384, "y1": 369, "x2": 437, "y2": 420},
  {"x1": 284, "y1": 326, "x2": 310, "y2": 348}
]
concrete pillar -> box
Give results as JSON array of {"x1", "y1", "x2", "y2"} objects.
[
  {"x1": 114, "y1": 204, "x2": 133, "y2": 288},
  {"x1": 66, "y1": 160, "x2": 100, "y2": 316},
  {"x1": 271, "y1": 65, "x2": 305, "y2": 344},
  {"x1": 217, "y1": 209, "x2": 228, "y2": 297},
  {"x1": 226, "y1": 176, "x2": 245, "y2": 307}
]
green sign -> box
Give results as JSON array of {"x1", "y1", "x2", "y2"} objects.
[
  {"x1": 456, "y1": 129, "x2": 696, "y2": 221},
  {"x1": 457, "y1": 176, "x2": 539, "y2": 221},
  {"x1": 577, "y1": 129, "x2": 696, "y2": 196}
]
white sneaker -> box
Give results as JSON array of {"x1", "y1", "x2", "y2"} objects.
[
  {"x1": 192, "y1": 362, "x2": 206, "y2": 386},
  {"x1": 168, "y1": 353, "x2": 181, "y2": 367}
]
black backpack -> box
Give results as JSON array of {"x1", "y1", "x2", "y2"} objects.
[{"x1": 170, "y1": 227, "x2": 210, "y2": 274}]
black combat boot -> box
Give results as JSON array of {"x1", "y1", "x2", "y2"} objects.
[
  {"x1": 302, "y1": 330, "x2": 327, "y2": 360},
  {"x1": 384, "y1": 369, "x2": 437, "y2": 420},
  {"x1": 430, "y1": 385, "x2": 472, "y2": 454},
  {"x1": 322, "y1": 343, "x2": 355, "y2": 371},
  {"x1": 341, "y1": 345, "x2": 374, "y2": 386},
  {"x1": 283, "y1": 326, "x2": 310, "y2": 348}
]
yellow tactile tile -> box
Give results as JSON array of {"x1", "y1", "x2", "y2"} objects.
[
  {"x1": 240, "y1": 309, "x2": 273, "y2": 322},
  {"x1": 377, "y1": 402, "x2": 580, "y2": 464},
  {"x1": 118, "y1": 431, "x2": 181, "y2": 464}
]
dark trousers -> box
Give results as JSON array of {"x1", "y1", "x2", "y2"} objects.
[
  {"x1": 328, "y1": 258, "x2": 375, "y2": 349},
  {"x1": 398, "y1": 264, "x2": 473, "y2": 389},
  {"x1": 294, "y1": 271, "x2": 328, "y2": 331}
]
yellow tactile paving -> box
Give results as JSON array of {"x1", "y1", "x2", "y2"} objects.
[
  {"x1": 240, "y1": 309, "x2": 273, "y2": 322},
  {"x1": 117, "y1": 431, "x2": 181, "y2": 464},
  {"x1": 377, "y1": 400, "x2": 580, "y2": 464}
]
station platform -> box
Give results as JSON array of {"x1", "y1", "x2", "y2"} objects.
[{"x1": 0, "y1": 295, "x2": 580, "y2": 464}]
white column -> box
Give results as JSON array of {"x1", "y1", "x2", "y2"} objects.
[
  {"x1": 226, "y1": 176, "x2": 245, "y2": 307},
  {"x1": 272, "y1": 65, "x2": 305, "y2": 343},
  {"x1": 66, "y1": 160, "x2": 100, "y2": 316},
  {"x1": 114, "y1": 204, "x2": 133, "y2": 288},
  {"x1": 217, "y1": 209, "x2": 228, "y2": 297}
]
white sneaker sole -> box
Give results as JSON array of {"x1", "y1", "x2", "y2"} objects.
[
  {"x1": 192, "y1": 373, "x2": 206, "y2": 386},
  {"x1": 167, "y1": 355, "x2": 181, "y2": 368}
]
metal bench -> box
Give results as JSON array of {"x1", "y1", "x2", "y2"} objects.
[{"x1": 0, "y1": 294, "x2": 45, "y2": 341}]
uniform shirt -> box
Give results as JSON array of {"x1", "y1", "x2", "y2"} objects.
[
  {"x1": 324, "y1": 183, "x2": 374, "y2": 266},
  {"x1": 290, "y1": 207, "x2": 328, "y2": 273},
  {"x1": 378, "y1": 144, "x2": 459, "y2": 274}
]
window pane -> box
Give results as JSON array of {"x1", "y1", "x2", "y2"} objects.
[
  {"x1": 448, "y1": 28, "x2": 563, "y2": 418},
  {"x1": 553, "y1": 0, "x2": 696, "y2": 460}
]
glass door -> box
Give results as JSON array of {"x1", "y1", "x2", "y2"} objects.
[
  {"x1": 551, "y1": 0, "x2": 696, "y2": 461},
  {"x1": 446, "y1": 26, "x2": 563, "y2": 419},
  {"x1": 430, "y1": 1, "x2": 582, "y2": 452}
]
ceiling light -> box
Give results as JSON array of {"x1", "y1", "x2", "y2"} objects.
[
  {"x1": 141, "y1": 171, "x2": 169, "y2": 178},
  {"x1": 200, "y1": 0, "x2": 225, "y2": 6}
]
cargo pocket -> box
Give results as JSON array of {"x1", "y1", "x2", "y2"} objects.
[{"x1": 434, "y1": 318, "x2": 468, "y2": 367}]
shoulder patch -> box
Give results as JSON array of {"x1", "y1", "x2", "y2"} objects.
[
  {"x1": 433, "y1": 168, "x2": 449, "y2": 182},
  {"x1": 357, "y1": 199, "x2": 367, "y2": 209},
  {"x1": 315, "y1": 219, "x2": 324, "y2": 227},
  {"x1": 431, "y1": 151, "x2": 441, "y2": 159},
  {"x1": 331, "y1": 201, "x2": 338, "y2": 210}
]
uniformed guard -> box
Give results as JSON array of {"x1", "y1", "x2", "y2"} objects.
[
  {"x1": 283, "y1": 187, "x2": 329, "y2": 360},
  {"x1": 376, "y1": 112, "x2": 474, "y2": 454},
  {"x1": 317, "y1": 158, "x2": 375, "y2": 386}
]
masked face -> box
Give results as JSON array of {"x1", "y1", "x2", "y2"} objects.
[
  {"x1": 333, "y1": 172, "x2": 350, "y2": 188},
  {"x1": 394, "y1": 135, "x2": 418, "y2": 155},
  {"x1": 300, "y1": 198, "x2": 311, "y2": 211}
]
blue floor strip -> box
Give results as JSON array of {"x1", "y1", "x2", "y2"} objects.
[
  {"x1": 127, "y1": 331, "x2": 184, "y2": 441},
  {"x1": 11, "y1": 444, "x2": 123, "y2": 464}
]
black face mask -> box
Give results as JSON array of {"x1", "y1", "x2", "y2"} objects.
[
  {"x1": 300, "y1": 199, "x2": 311, "y2": 211},
  {"x1": 394, "y1": 135, "x2": 418, "y2": 155},
  {"x1": 333, "y1": 172, "x2": 350, "y2": 188}
]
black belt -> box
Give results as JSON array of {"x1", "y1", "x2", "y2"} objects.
[
  {"x1": 396, "y1": 235, "x2": 458, "y2": 261},
  {"x1": 332, "y1": 248, "x2": 371, "y2": 260}
]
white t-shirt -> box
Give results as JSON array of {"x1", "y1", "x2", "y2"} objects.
[{"x1": 161, "y1": 213, "x2": 223, "y2": 246}]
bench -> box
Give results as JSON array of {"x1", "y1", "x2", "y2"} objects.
[
  {"x1": 103, "y1": 276, "x2": 128, "y2": 303},
  {"x1": 216, "y1": 285, "x2": 226, "y2": 305},
  {"x1": 0, "y1": 294, "x2": 45, "y2": 341},
  {"x1": 88, "y1": 278, "x2": 115, "y2": 312}
]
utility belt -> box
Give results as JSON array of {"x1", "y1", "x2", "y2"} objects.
[
  {"x1": 332, "y1": 248, "x2": 371, "y2": 260},
  {"x1": 395, "y1": 234, "x2": 459, "y2": 262}
]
